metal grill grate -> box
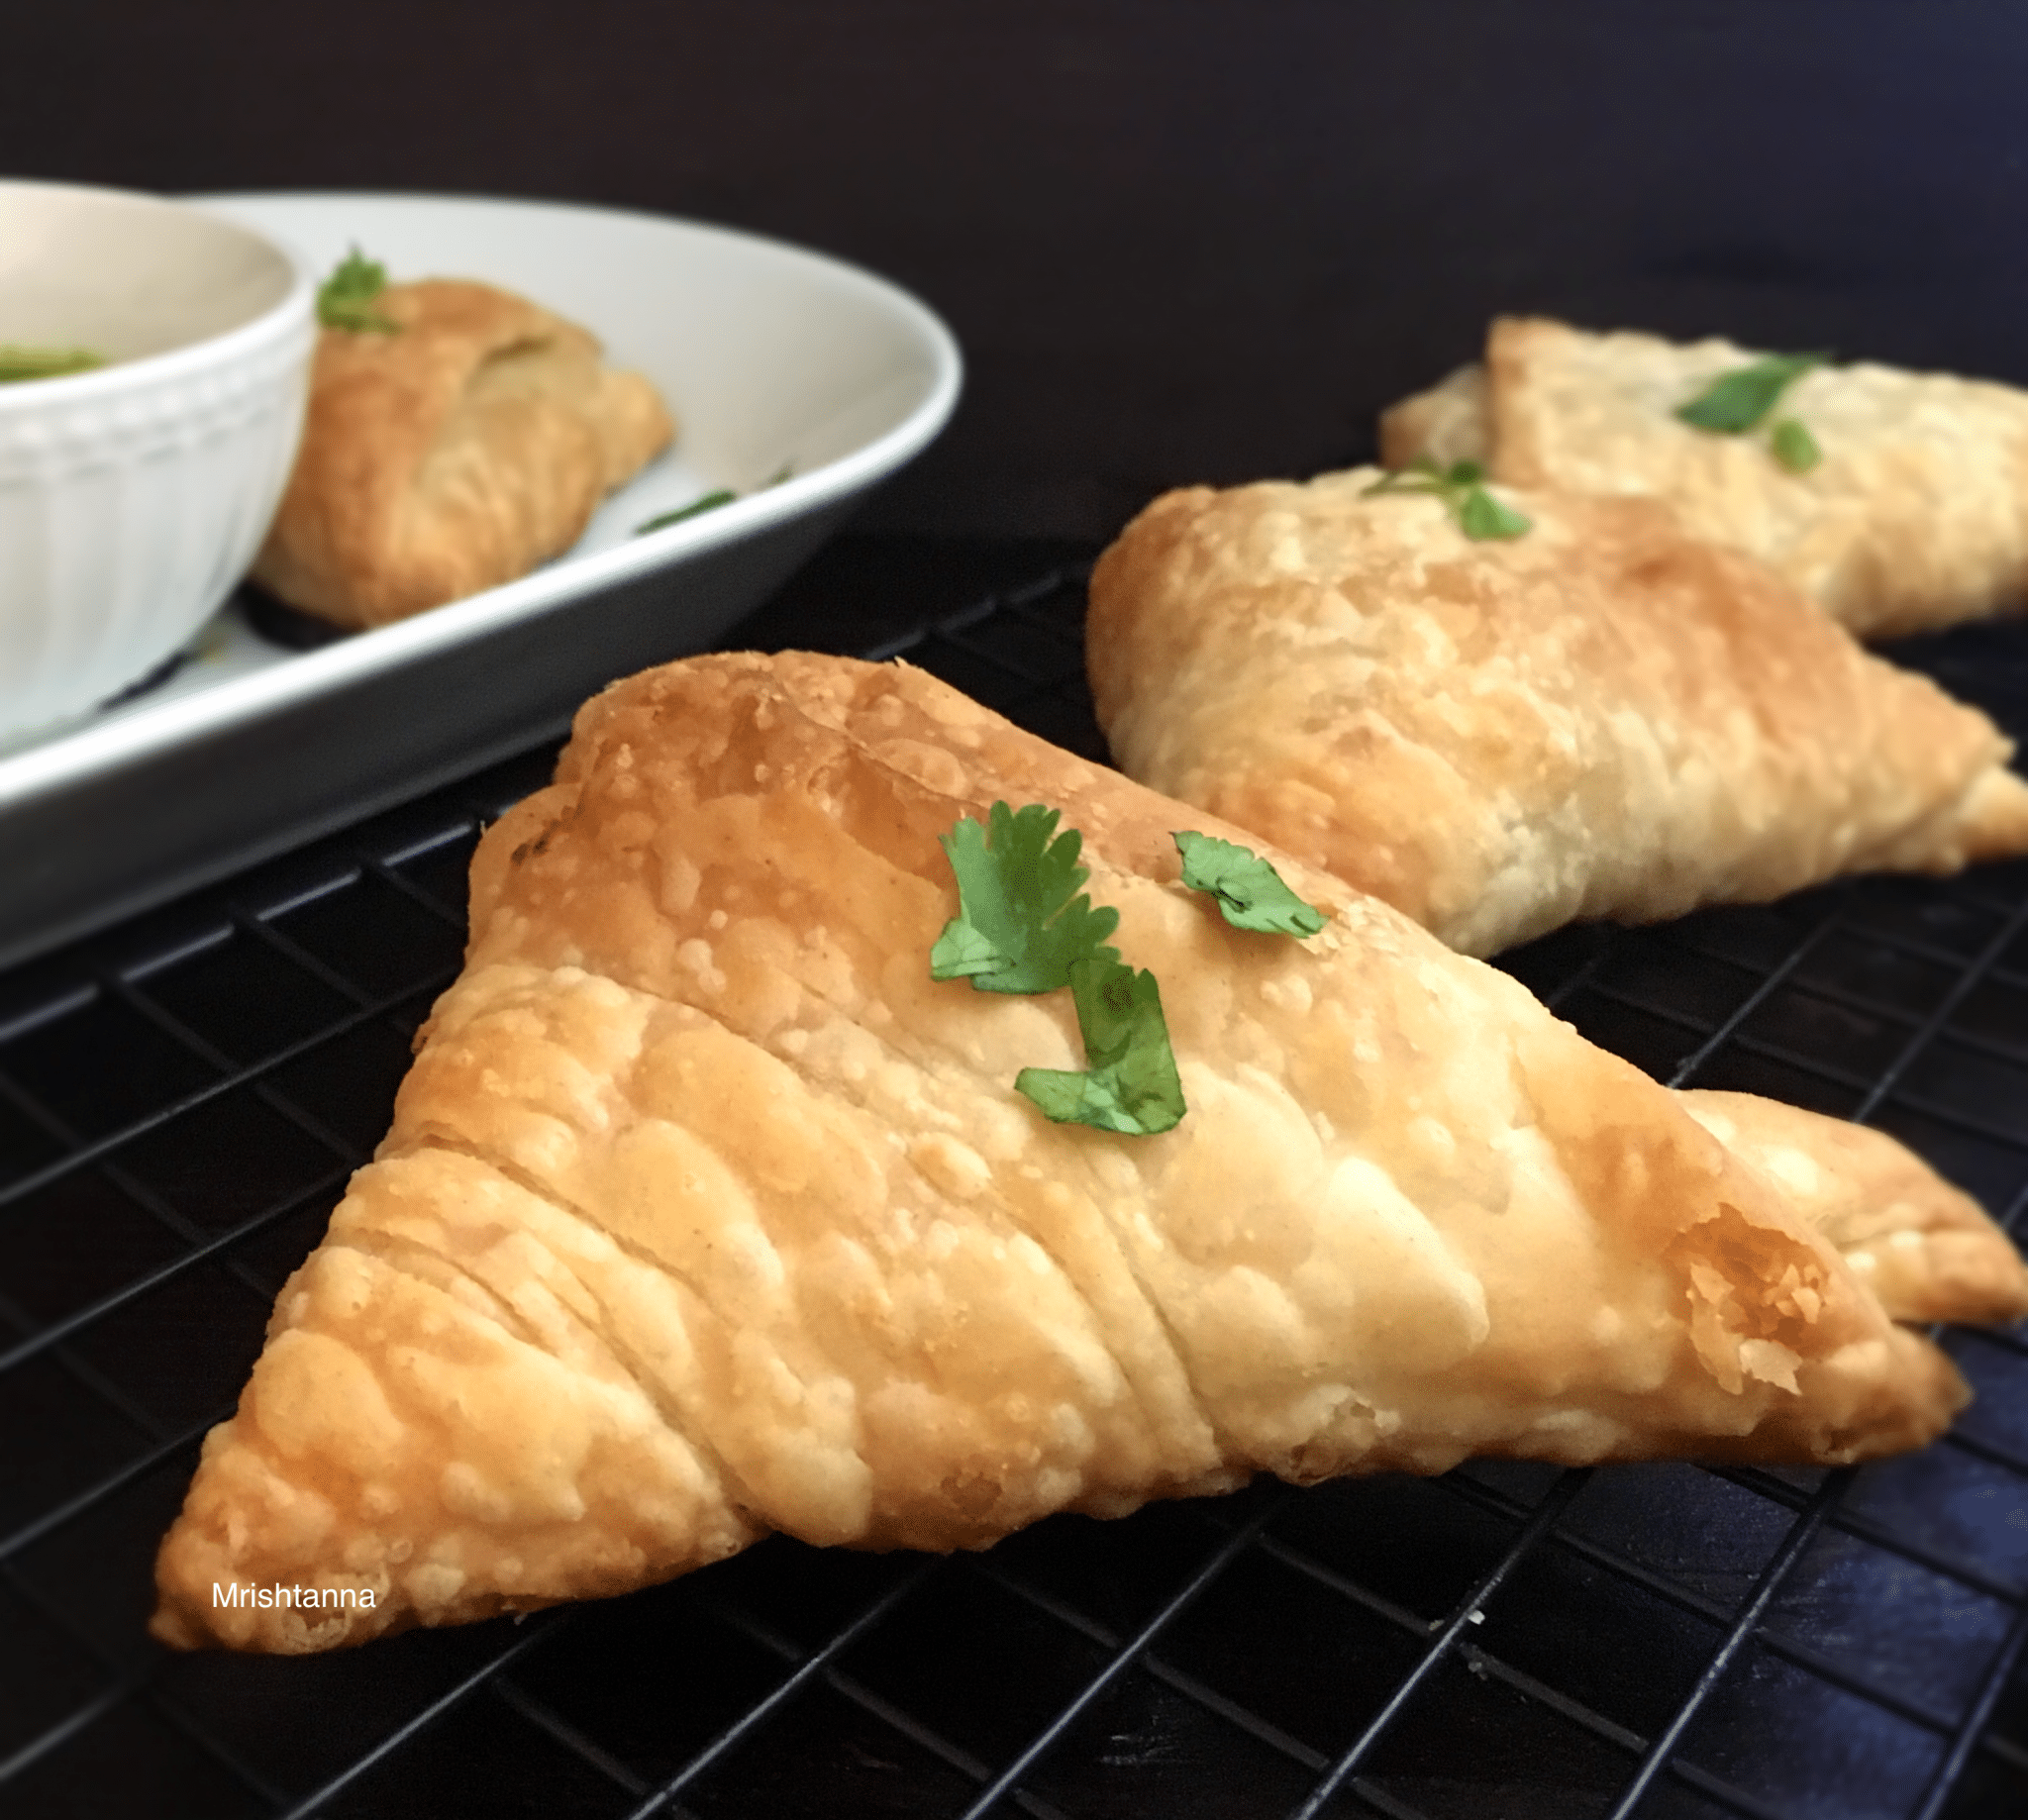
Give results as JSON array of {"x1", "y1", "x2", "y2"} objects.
[{"x1": 3, "y1": 539, "x2": 2026, "y2": 1819}]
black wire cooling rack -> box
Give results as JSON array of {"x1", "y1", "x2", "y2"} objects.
[{"x1": 3, "y1": 537, "x2": 2027, "y2": 1820}]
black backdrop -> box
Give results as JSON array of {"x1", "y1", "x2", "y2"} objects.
[{"x1": 5, "y1": 0, "x2": 2025, "y2": 541}]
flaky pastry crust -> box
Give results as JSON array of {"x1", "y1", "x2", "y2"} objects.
[
  {"x1": 1380, "y1": 317, "x2": 2028, "y2": 639},
  {"x1": 153, "y1": 653, "x2": 1997, "y2": 1653},
  {"x1": 1677, "y1": 1091, "x2": 2028, "y2": 1327},
  {"x1": 1086, "y1": 472, "x2": 2028, "y2": 957},
  {"x1": 251, "y1": 279, "x2": 673, "y2": 629}
]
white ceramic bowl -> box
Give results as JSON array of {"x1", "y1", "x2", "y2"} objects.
[{"x1": 0, "y1": 180, "x2": 315, "y2": 737}]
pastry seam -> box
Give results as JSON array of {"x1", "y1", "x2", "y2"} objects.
[{"x1": 395, "y1": 1132, "x2": 773, "y2": 1525}]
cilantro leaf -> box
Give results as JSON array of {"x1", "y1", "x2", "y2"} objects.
[
  {"x1": 925, "y1": 918, "x2": 1000, "y2": 978},
  {"x1": 1769, "y1": 416, "x2": 1821, "y2": 473},
  {"x1": 1173, "y1": 832, "x2": 1328, "y2": 937},
  {"x1": 1456, "y1": 485, "x2": 1534, "y2": 541},
  {"x1": 637, "y1": 489, "x2": 738, "y2": 534},
  {"x1": 1015, "y1": 955, "x2": 1185, "y2": 1136},
  {"x1": 317, "y1": 247, "x2": 399, "y2": 334},
  {"x1": 638, "y1": 464, "x2": 795, "y2": 535},
  {"x1": 1674, "y1": 354, "x2": 1823, "y2": 434},
  {"x1": 927, "y1": 805, "x2": 1184, "y2": 1136},
  {"x1": 1364, "y1": 457, "x2": 1533, "y2": 542},
  {"x1": 930, "y1": 802, "x2": 1120, "y2": 994},
  {"x1": 0, "y1": 345, "x2": 104, "y2": 383}
]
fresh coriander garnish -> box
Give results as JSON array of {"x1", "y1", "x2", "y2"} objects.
[
  {"x1": 1769, "y1": 416, "x2": 1821, "y2": 473},
  {"x1": 1016, "y1": 954, "x2": 1186, "y2": 1136},
  {"x1": 930, "y1": 802, "x2": 1120, "y2": 994},
  {"x1": 1364, "y1": 458, "x2": 1532, "y2": 541},
  {"x1": 1674, "y1": 353, "x2": 1823, "y2": 433},
  {"x1": 929, "y1": 802, "x2": 1184, "y2": 1136},
  {"x1": 1456, "y1": 484, "x2": 1533, "y2": 540},
  {"x1": 1173, "y1": 832, "x2": 1328, "y2": 937},
  {"x1": 636, "y1": 489, "x2": 737, "y2": 534},
  {"x1": 637, "y1": 464, "x2": 791, "y2": 536},
  {"x1": 0, "y1": 345, "x2": 104, "y2": 383},
  {"x1": 1674, "y1": 353, "x2": 1828, "y2": 470},
  {"x1": 317, "y1": 247, "x2": 399, "y2": 334}
]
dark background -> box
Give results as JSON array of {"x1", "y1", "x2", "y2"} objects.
[{"x1": 6, "y1": 0, "x2": 2026, "y2": 541}]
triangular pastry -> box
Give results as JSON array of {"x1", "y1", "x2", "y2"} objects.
[
  {"x1": 153, "y1": 652, "x2": 1999, "y2": 1654},
  {"x1": 1379, "y1": 316, "x2": 2028, "y2": 640},
  {"x1": 1086, "y1": 472, "x2": 2028, "y2": 957},
  {"x1": 252, "y1": 279, "x2": 672, "y2": 629}
]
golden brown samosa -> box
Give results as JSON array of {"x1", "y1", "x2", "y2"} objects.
[
  {"x1": 1086, "y1": 473, "x2": 2028, "y2": 958},
  {"x1": 253, "y1": 279, "x2": 672, "y2": 629},
  {"x1": 153, "y1": 653, "x2": 2006, "y2": 1654}
]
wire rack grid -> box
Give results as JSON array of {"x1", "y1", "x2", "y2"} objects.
[{"x1": 2, "y1": 542, "x2": 2026, "y2": 1819}]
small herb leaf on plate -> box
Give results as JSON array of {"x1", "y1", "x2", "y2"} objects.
[
  {"x1": 637, "y1": 489, "x2": 738, "y2": 534},
  {"x1": 638, "y1": 463, "x2": 796, "y2": 536}
]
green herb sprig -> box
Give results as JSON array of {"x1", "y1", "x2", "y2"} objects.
[
  {"x1": 1364, "y1": 458, "x2": 1532, "y2": 540},
  {"x1": 1767, "y1": 416, "x2": 1822, "y2": 473},
  {"x1": 636, "y1": 464, "x2": 794, "y2": 537},
  {"x1": 1015, "y1": 956, "x2": 1185, "y2": 1137},
  {"x1": 636, "y1": 490, "x2": 737, "y2": 534},
  {"x1": 0, "y1": 345, "x2": 104, "y2": 384},
  {"x1": 930, "y1": 802, "x2": 1120, "y2": 994},
  {"x1": 1674, "y1": 353, "x2": 1826, "y2": 473},
  {"x1": 930, "y1": 801, "x2": 1178, "y2": 1133},
  {"x1": 1173, "y1": 832, "x2": 1329, "y2": 937},
  {"x1": 317, "y1": 248, "x2": 398, "y2": 335},
  {"x1": 928, "y1": 806, "x2": 1332, "y2": 1136}
]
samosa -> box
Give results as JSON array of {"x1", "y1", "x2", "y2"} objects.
[
  {"x1": 152, "y1": 654, "x2": 2022, "y2": 1653},
  {"x1": 1086, "y1": 473, "x2": 2028, "y2": 958}
]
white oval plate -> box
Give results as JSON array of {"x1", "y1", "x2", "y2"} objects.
[{"x1": 0, "y1": 191, "x2": 962, "y2": 965}]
